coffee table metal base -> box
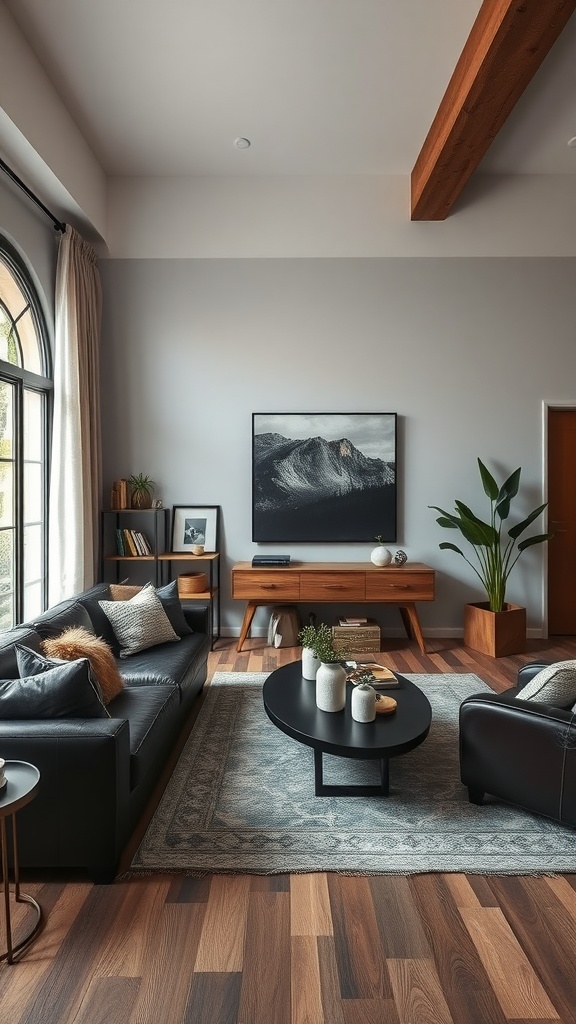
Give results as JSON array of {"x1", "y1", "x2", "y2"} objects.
[{"x1": 314, "y1": 749, "x2": 390, "y2": 797}]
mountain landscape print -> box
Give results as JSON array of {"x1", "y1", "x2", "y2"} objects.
[{"x1": 252, "y1": 413, "x2": 396, "y2": 542}]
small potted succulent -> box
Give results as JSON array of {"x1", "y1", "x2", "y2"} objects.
[{"x1": 129, "y1": 473, "x2": 156, "y2": 509}]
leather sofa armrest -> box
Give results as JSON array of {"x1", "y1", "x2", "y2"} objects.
[
  {"x1": 459, "y1": 690, "x2": 576, "y2": 825},
  {"x1": 182, "y1": 604, "x2": 210, "y2": 634},
  {"x1": 461, "y1": 688, "x2": 574, "y2": 725},
  {"x1": 517, "y1": 662, "x2": 551, "y2": 688},
  {"x1": 0, "y1": 718, "x2": 132, "y2": 878}
]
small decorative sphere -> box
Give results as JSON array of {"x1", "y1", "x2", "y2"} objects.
[
  {"x1": 371, "y1": 545, "x2": 392, "y2": 567},
  {"x1": 394, "y1": 549, "x2": 408, "y2": 565}
]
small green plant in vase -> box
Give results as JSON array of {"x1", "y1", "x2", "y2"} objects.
[
  {"x1": 310, "y1": 623, "x2": 350, "y2": 713},
  {"x1": 311, "y1": 622, "x2": 349, "y2": 664},
  {"x1": 129, "y1": 473, "x2": 156, "y2": 509},
  {"x1": 298, "y1": 621, "x2": 324, "y2": 681}
]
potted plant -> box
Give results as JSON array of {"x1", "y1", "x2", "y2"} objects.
[
  {"x1": 129, "y1": 473, "x2": 156, "y2": 509},
  {"x1": 430, "y1": 459, "x2": 552, "y2": 657},
  {"x1": 298, "y1": 622, "x2": 323, "y2": 680},
  {"x1": 308, "y1": 624, "x2": 350, "y2": 712}
]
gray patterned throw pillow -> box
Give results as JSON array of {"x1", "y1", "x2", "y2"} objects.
[
  {"x1": 516, "y1": 660, "x2": 576, "y2": 708},
  {"x1": 98, "y1": 583, "x2": 180, "y2": 658}
]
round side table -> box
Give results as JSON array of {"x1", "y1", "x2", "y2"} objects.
[{"x1": 0, "y1": 760, "x2": 42, "y2": 963}]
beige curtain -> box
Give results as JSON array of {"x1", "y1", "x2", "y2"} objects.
[{"x1": 49, "y1": 226, "x2": 102, "y2": 603}]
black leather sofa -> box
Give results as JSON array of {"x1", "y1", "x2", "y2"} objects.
[
  {"x1": 459, "y1": 663, "x2": 576, "y2": 828},
  {"x1": 0, "y1": 582, "x2": 210, "y2": 880}
]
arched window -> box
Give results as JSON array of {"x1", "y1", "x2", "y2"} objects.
[{"x1": 0, "y1": 237, "x2": 52, "y2": 627}]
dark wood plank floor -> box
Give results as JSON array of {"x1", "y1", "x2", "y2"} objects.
[{"x1": 3, "y1": 634, "x2": 576, "y2": 1024}]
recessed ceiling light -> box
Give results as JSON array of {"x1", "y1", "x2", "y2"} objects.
[
  {"x1": 234, "y1": 137, "x2": 251, "y2": 149},
  {"x1": 568, "y1": 136, "x2": 576, "y2": 148}
]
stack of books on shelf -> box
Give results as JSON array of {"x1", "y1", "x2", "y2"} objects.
[{"x1": 115, "y1": 529, "x2": 152, "y2": 556}]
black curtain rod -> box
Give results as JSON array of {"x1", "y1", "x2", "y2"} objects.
[{"x1": 0, "y1": 157, "x2": 66, "y2": 233}]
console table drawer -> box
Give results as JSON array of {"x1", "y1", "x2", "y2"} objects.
[
  {"x1": 300, "y1": 572, "x2": 366, "y2": 601},
  {"x1": 366, "y1": 572, "x2": 434, "y2": 602},
  {"x1": 232, "y1": 571, "x2": 300, "y2": 601}
]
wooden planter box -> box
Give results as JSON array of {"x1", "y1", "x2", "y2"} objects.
[{"x1": 464, "y1": 601, "x2": 526, "y2": 658}]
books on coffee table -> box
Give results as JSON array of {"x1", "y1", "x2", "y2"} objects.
[{"x1": 345, "y1": 662, "x2": 399, "y2": 687}]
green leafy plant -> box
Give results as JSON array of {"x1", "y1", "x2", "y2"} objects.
[
  {"x1": 128, "y1": 473, "x2": 156, "y2": 509},
  {"x1": 302, "y1": 621, "x2": 349, "y2": 663},
  {"x1": 298, "y1": 622, "x2": 322, "y2": 649},
  {"x1": 128, "y1": 473, "x2": 156, "y2": 496},
  {"x1": 430, "y1": 458, "x2": 552, "y2": 613}
]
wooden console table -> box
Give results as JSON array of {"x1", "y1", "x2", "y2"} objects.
[{"x1": 231, "y1": 561, "x2": 435, "y2": 654}]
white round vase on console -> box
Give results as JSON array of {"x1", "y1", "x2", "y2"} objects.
[
  {"x1": 371, "y1": 545, "x2": 392, "y2": 567},
  {"x1": 351, "y1": 681, "x2": 376, "y2": 722},
  {"x1": 301, "y1": 647, "x2": 321, "y2": 681},
  {"x1": 316, "y1": 662, "x2": 347, "y2": 712}
]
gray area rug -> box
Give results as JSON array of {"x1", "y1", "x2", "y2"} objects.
[{"x1": 132, "y1": 671, "x2": 576, "y2": 874}]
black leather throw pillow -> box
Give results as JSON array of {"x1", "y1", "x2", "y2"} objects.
[
  {"x1": 0, "y1": 657, "x2": 108, "y2": 719},
  {"x1": 156, "y1": 580, "x2": 193, "y2": 637}
]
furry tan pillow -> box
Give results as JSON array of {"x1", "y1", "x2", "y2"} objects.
[{"x1": 41, "y1": 627, "x2": 124, "y2": 704}]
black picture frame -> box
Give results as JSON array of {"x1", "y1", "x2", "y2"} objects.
[
  {"x1": 252, "y1": 413, "x2": 397, "y2": 543},
  {"x1": 171, "y1": 505, "x2": 220, "y2": 552}
]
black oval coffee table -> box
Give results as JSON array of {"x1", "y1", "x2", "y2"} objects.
[{"x1": 263, "y1": 662, "x2": 432, "y2": 797}]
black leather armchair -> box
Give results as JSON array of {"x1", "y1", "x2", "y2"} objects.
[{"x1": 459, "y1": 663, "x2": 576, "y2": 828}]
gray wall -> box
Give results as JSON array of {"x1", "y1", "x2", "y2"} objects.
[
  {"x1": 0, "y1": 176, "x2": 57, "y2": 331},
  {"x1": 99, "y1": 256, "x2": 576, "y2": 636}
]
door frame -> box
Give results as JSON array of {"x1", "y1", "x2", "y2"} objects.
[{"x1": 542, "y1": 399, "x2": 576, "y2": 639}]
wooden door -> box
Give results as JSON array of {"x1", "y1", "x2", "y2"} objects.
[{"x1": 548, "y1": 408, "x2": 576, "y2": 633}]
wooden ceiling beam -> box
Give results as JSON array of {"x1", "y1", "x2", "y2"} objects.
[{"x1": 410, "y1": 0, "x2": 576, "y2": 220}]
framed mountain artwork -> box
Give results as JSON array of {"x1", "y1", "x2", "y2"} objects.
[{"x1": 252, "y1": 413, "x2": 397, "y2": 543}]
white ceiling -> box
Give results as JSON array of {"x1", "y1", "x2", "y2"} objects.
[{"x1": 4, "y1": 0, "x2": 576, "y2": 179}]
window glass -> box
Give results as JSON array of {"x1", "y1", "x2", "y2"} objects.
[
  {"x1": 0, "y1": 241, "x2": 51, "y2": 625},
  {"x1": 24, "y1": 388, "x2": 43, "y2": 461},
  {"x1": 0, "y1": 528, "x2": 14, "y2": 626}
]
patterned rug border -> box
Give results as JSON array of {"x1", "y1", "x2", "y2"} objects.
[{"x1": 130, "y1": 671, "x2": 576, "y2": 876}]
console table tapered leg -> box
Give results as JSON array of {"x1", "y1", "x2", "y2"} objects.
[
  {"x1": 237, "y1": 601, "x2": 260, "y2": 652},
  {"x1": 399, "y1": 603, "x2": 427, "y2": 654}
]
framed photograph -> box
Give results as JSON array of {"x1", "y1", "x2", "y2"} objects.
[
  {"x1": 252, "y1": 413, "x2": 397, "y2": 543},
  {"x1": 171, "y1": 505, "x2": 220, "y2": 553}
]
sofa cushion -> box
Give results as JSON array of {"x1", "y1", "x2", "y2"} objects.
[
  {"x1": 107, "y1": 684, "x2": 181, "y2": 788},
  {"x1": 39, "y1": 628, "x2": 124, "y2": 704},
  {"x1": 78, "y1": 583, "x2": 121, "y2": 652},
  {"x1": 0, "y1": 657, "x2": 108, "y2": 719},
  {"x1": 516, "y1": 660, "x2": 576, "y2": 707},
  {"x1": 118, "y1": 631, "x2": 208, "y2": 699},
  {"x1": 31, "y1": 600, "x2": 96, "y2": 640},
  {"x1": 0, "y1": 627, "x2": 43, "y2": 679},
  {"x1": 107, "y1": 580, "x2": 193, "y2": 638},
  {"x1": 98, "y1": 584, "x2": 180, "y2": 658}
]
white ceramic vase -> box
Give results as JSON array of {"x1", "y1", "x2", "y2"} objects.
[
  {"x1": 301, "y1": 647, "x2": 321, "y2": 680},
  {"x1": 351, "y1": 681, "x2": 376, "y2": 722},
  {"x1": 371, "y1": 545, "x2": 392, "y2": 566},
  {"x1": 316, "y1": 661, "x2": 347, "y2": 712}
]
